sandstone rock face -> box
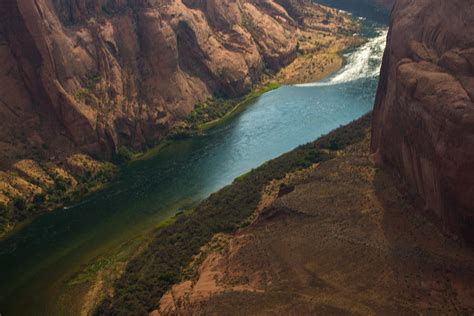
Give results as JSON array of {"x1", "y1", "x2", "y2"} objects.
[
  {"x1": 0, "y1": 0, "x2": 330, "y2": 164},
  {"x1": 371, "y1": 0, "x2": 474, "y2": 243}
]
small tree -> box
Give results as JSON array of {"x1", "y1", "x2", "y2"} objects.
[
  {"x1": 13, "y1": 197, "x2": 26, "y2": 211},
  {"x1": 0, "y1": 202, "x2": 9, "y2": 224},
  {"x1": 113, "y1": 146, "x2": 134, "y2": 164},
  {"x1": 33, "y1": 193, "x2": 46, "y2": 205},
  {"x1": 329, "y1": 139, "x2": 340, "y2": 150}
]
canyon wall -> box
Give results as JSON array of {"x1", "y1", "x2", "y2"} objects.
[
  {"x1": 0, "y1": 0, "x2": 337, "y2": 165},
  {"x1": 371, "y1": 0, "x2": 474, "y2": 243}
]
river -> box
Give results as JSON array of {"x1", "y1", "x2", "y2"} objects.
[{"x1": 0, "y1": 9, "x2": 388, "y2": 316}]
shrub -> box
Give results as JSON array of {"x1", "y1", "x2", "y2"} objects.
[
  {"x1": 13, "y1": 197, "x2": 26, "y2": 211},
  {"x1": 0, "y1": 202, "x2": 10, "y2": 225},
  {"x1": 113, "y1": 146, "x2": 134, "y2": 164},
  {"x1": 329, "y1": 139, "x2": 340, "y2": 150},
  {"x1": 55, "y1": 177, "x2": 69, "y2": 192},
  {"x1": 33, "y1": 193, "x2": 46, "y2": 205},
  {"x1": 96, "y1": 114, "x2": 371, "y2": 315}
]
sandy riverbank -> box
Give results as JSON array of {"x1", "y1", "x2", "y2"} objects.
[{"x1": 273, "y1": 28, "x2": 364, "y2": 85}]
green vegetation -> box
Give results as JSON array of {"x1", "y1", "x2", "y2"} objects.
[
  {"x1": 72, "y1": 73, "x2": 101, "y2": 107},
  {"x1": 95, "y1": 113, "x2": 371, "y2": 315},
  {"x1": 0, "y1": 202, "x2": 11, "y2": 235},
  {"x1": 32, "y1": 192, "x2": 46, "y2": 205},
  {"x1": 0, "y1": 162, "x2": 116, "y2": 239},
  {"x1": 127, "y1": 83, "x2": 281, "y2": 162},
  {"x1": 112, "y1": 146, "x2": 135, "y2": 165},
  {"x1": 187, "y1": 83, "x2": 281, "y2": 131},
  {"x1": 85, "y1": 73, "x2": 101, "y2": 90},
  {"x1": 241, "y1": 11, "x2": 255, "y2": 32},
  {"x1": 74, "y1": 88, "x2": 94, "y2": 105},
  {"x1": 68, "y1": 257, "x2": 113, "y2": 286},
  {"x1": 13, "y1": 196, "x2": 26, "y2": 211},
  {"x1": 74, "y1": 88, "x2": 91, "y2": 99},
  {"x1": 132, "y1": 141, "x2": 171, "y2": 161}
]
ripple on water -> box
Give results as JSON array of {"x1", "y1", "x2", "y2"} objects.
[{"x1": 0, "y1": 21, "x2": 388, "y2": 316}]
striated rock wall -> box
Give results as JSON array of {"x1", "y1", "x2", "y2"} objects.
[
  {"x1": 371, "y1": 0, "x2": 474, "y2": 243},
  {"x1": 0, "y1": 0, "x2": 341, "y2": 164}
]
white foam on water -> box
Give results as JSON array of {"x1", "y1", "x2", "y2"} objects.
[{"x1": 295, "y1": 28, "x2": 388, "y2": 87}]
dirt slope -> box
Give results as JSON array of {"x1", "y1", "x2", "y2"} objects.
[
  {"x1": 157, "y1": 131, "x2": 474, "y2": 315},
  {"x1": 371, "y1": 0, "x2": 474, "y2": 243}
]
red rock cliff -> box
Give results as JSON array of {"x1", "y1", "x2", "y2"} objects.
[
  {"x1": 0, "y1": 0, "x2": 333, "y2": 164},
  {"x1": 371, "y1": 0, "x2": 474, "y2": 243}
]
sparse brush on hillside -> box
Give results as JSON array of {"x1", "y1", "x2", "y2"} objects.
[
  {"x1": 185, "y1": 83, "x2": 281, "y2": 131},
  {"x1": 0, "y1": 162, "x2": 116, "y2": 238},
  {"x1": 95, "y1": 113, "x2": 372, "y2": 315}
]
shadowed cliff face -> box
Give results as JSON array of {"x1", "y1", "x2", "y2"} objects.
[
  {"x1": 0, "y1": 0, "x2": 339, "y2": 164},
  {"x1": 371, "y1": 0, "x2": 474, "y2": 243}
]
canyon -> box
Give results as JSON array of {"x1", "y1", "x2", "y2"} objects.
[
  {"x1": 0, "y1": 0, "x2": 354, "y2": 164},
  {"x1": 0, "y1": 0, "x2": 357, "y2": 236},
  {"x1": 156, "y1": 117, "x2": 474, "y2": 315},
  {"x1": 147, "y1": 0, "x2": 474, "y2": 315},
  {"x1": 0, "y1": 0, "x2": 473, "y2": 315}
]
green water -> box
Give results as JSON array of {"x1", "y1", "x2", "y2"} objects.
[{"x1": 0, "y1": 14, "x2": 388, "y2": 316}]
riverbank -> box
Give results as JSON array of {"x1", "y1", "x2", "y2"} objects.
[
  {"x1": 132, "y1": 24, "x2": 364, "y2": 162},
  {"x1": 77, "y1": 17, "x2": 372, "y2": 315},
  {"x1": 0, "y1": 40, "x2": 347, "y2": 240},
  {"x1": 273, "y1": 28, "x2": 364, "y2": 84},
  {"x1": 156, "y1": 117, "x2": 474, "y2": 315},
  {"x1": 94, "y1": 114, "x2": 372, "y2": 314},
  {"x1": 186, "y1": 38, "x2": 364, "y2": 133},
  {"x1": 0, "y1": 5, "x2": 380, "y2": 316},
  {"x1": 180, "y1": 21, "x2": 363, "y2": 134},
  {"x1": 0, "y1": 156, "x2": 116, "y2": 239},
  {"x1": 0, "y1": 2, "x2": 363, "y2": 239}
]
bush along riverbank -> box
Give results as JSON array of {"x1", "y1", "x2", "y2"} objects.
[
  {"x1": 157, "y1": 82, "x2": 282, "y2": 143},
  {"x1": 95, "y1": 113, "x2": 372, "y2": 315},
  {"x1": 0, "y1": 82, "x2": 279, "y2": 238},
  {"x1": 115, "y1": 25, "x2": 367, "y2": 163},
  {"x1": 117, "y1": 82, "x2": 282, "y2": 163},
  {"x1": 188, "y1": 83, "x2": 281, "y2": 131},
  {"x1": 0, "y1": 80, "x2": 282, "y2": 238}
]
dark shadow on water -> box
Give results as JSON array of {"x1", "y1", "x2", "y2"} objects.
[{"x1": 314, "y1": 0, "x2": 391, "y2": 25}]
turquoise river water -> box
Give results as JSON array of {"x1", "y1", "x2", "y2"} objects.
[{"x1": 0, "y1": 9, "x2": 388, "y2": 316}]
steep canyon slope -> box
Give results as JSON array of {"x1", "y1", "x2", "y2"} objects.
[
  {"x1": 149, "y1": 1, "x2": 474, "y2": 314},
  {"x1": 0, "y1": 0, "x2": 356, "y2": 235},
  {"x1": 0, "y1": 0, "x2": 349, "y2": 164},
  {"x1": 156, "y1": 118, "x2": 474, "y2": 315},
  {"x1": 371, "y1": 0, "x2": 474, "y2": 244}
]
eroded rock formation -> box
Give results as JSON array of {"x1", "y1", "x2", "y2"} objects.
[
  {"x1": 0, "y1": 0, "x2": 345, "y2": 165},
  {"x1": 371, "y1": 0, "x2": 474, "y2": 243}
]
